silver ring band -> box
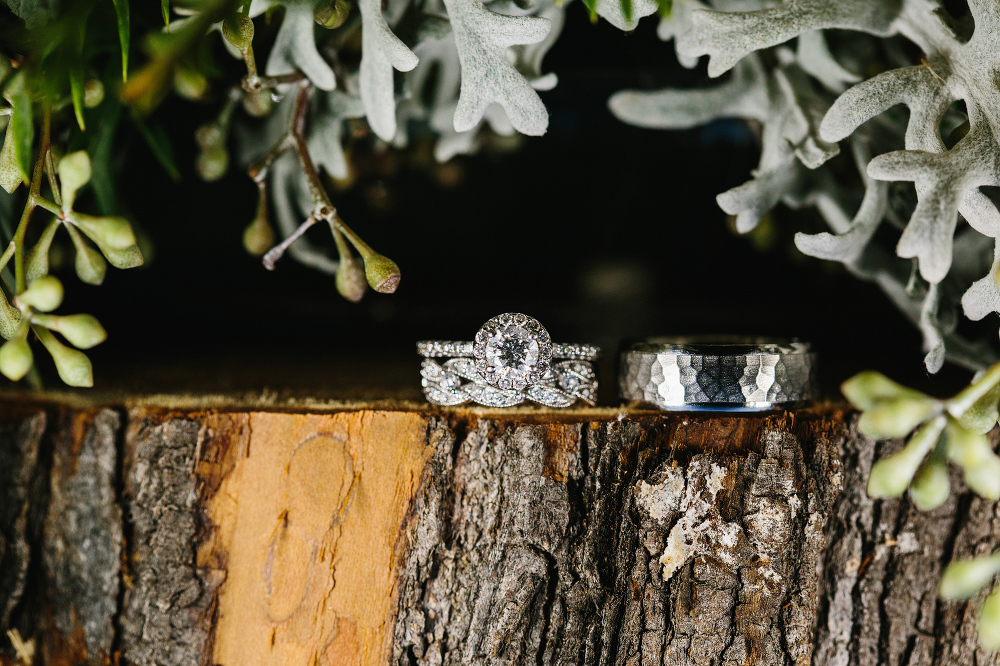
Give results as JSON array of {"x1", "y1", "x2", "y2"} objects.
[
  {"x1": 619, "y1": 337, "x2": 816, "y2": 410},
  {"x1": 418, "y1": 313, "x2": 600, "y2": 407},
  {"x1": 417, "y1": 341, "x2": 600, "y2": 361}
]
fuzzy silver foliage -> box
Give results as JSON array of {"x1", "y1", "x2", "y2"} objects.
[{"x1": 610, "y1": 0, "x2": 1000, "y2": 372}]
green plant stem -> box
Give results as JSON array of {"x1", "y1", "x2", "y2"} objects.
[
  {"x1": 13, "y1": 107, "x2": 50, "y2": 294},
  {"x1": 44, "y1": 149, "x2": 61, "y2": 208},
  {"x1": 0, "y1": 241, "x2": 16, "y2": 274},
  {"x1": 33, "y1": 198, "x2": 60, "y2": 216},
  {"x1": 948, "y1": 361, "x2": 1000, "y2": 416},
  {"x1": 248, "y1": 135, "x2": 292, "y2": 183}
]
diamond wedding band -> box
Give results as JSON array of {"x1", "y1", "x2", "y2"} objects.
[
  {"x1": 418, "y1": 313, "x2": 600, "y2": 407},
  {"x1": 619, "y1": 338, "x2": 816, "y2": 410}
]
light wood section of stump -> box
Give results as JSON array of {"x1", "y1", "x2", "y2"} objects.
[{"x1": 0, "y1": 398, "x2": 997, "y2": 666}]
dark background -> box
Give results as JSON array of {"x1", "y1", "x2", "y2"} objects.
[{"x1": 53, "y1": 9, "x2": 982, "y2": 399}]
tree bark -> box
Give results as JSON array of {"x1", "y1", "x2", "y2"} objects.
[{"x1": 0, "y1": 400, "x2": 996, "y2": 666}]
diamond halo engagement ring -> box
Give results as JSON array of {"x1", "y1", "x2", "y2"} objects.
[
  {"x1": 619, "y1": 337, "x2": 817, "y2": 411},
  {"x1": 418, "y1": 313, "x2": 600, "y2": 408}
]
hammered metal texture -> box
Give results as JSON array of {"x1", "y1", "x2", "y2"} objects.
[{"x1": 619, "y1": 350, "x2": 816, "y2": 409}]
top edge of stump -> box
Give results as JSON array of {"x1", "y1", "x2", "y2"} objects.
[{"x1": 0, "y1": 388, "x2": 851, "y2": 421}]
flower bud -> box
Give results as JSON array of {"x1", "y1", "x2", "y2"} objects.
[
  {"x1": 222, "y1": 13, "x2": 255, "y2": 50},
  {"x1": 18, "y1": 275, "x2": 63, "y2": 312},
  {"x1": 336, "y1": 255, "x2": 367, "y2": 302},
  {"x1": 33, "y1": 313, "x2": 107, "y2": 349},
  {"x1": 197, "y1": 147, "x2": 229, "y2": 182},
  {"x1": 315, "y1": 0, "x2": 350, "y2": 28},
  {"x1": 0, "y1": 338, "x2": 32, "y2": 381},
  {"x1": 940, "y1": 554, "x2": 1000, "y2": 600},
  {"x1": 58, "y1": 151, "x2": 92, "y2": 212},
  {"x1": 979, "y1": 585, "x2": 1000, "y2": 651},
  {"x1": 909, "y1": 455, "x2": 949, "y2": 511},
  {"x1": 174, "y1": 67, "x2": 208, "y2": 100},
  {"x1": 866, "y1": 416, "x2": 944, "y2": 498},
  {"x1": 242, "y1": 90, "x2": 273, "y2": 118},
  {"x1": 363, "y1": 252, "x2": 400, "y2": 293},
  {"x1": 34, "y1": 327, "x2": 92, "y2": 387},
  {"x1": 70, "y1": 213, "x2": 137, "y2": 250},
  {"x1": 83, "y1": 79, "x2": 104, "y2": 108},
  {"x1": 0, "y1": 124, "x2": 23, "y2": 193}
]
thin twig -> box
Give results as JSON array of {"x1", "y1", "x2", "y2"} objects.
[{"x1": 262, "y1": 214, "x2": 319, "y2": 270}]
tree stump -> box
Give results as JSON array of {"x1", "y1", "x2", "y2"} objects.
[{"x1": 0, "y1": 398, "x2": 997, "y2": 666}]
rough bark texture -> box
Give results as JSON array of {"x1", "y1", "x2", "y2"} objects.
[{"x1": 0, "y1": 399, "x2": 995, "y2": 666}]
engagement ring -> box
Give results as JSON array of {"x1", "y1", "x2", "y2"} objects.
[
  {"x1": 619, "y1": 337, "x2": 816, "y2": 411},
  {"x1": 418, "y1": 313, "x2": 600, "y2": 407}
]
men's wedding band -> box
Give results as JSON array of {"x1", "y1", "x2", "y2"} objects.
[
  {"x1": 418, "y1": 313, "x2": 600, "y2": 408},
  {"x1": 619, "y1": 338, "x2": 816, "y2": 410}
]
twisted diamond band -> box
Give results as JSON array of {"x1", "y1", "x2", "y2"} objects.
[
  {"x1": 418, "y1": 313, "x2": 600, "y2": 407},
  {"x1": 619, "y1": 338, "x2": 816, "y2": 411}
]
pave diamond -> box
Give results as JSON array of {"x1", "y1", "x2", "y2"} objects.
[{"x1": 473, "y1": 313, "x2": 552, "y2": 390}]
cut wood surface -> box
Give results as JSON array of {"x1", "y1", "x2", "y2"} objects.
[{"x1": 0, "y1": 395, "x2": 997, "y2": 666}]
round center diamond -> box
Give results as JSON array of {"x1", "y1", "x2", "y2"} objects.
[
  {"x1": 485, "y1": 325, "x2": 539, "y2": 382},
  {"x1": 474, "y1": 313, "x2": 552, "y2": 390}
]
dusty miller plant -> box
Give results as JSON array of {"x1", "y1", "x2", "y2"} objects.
[{"x1": 609, "y1": 0, "x2": 1000, "y2": 648}]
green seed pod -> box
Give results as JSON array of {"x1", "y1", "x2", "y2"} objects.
[
  {"x1": 58, "y1": 151, "x2": 93, "y2": 212},
  {"x1": 940, "y1": 554, "x2": 1000, "y2": 600},
  {"x1": 363, "y1": 252, "x2": 401, "y2": 293},
  {"x1": 979, "y1": 585, "x2": 1000, "y2": 651},
  {"x1": 197, "y1": 147, "x2": 229, "y2": 182},
  {"x1": 908, "y1": 454, "x2": 949, "y2": 511},
  {"x1": 83, "y1": 79, "x2": 104, "y2": 108},
  {"x1": 315, "y1": 0, "x2": 350, "y2": 28},
  {"x1": 336, "y1": 255, "x2": 367, "y2": 302},
  {"x1": 33, "y1": 313, "x2": 107, "y2": 349},
  {"x1": 0, "y1": 123, "x2": 22, "y2": 194},
  {"x1": 222, "y1": 13, "x2": 255, "y2": 51},
  {"x1": 242, "y1": 90, "x2": 273, "y2": 118},
  {"x1": 34, "y1": 326, "x2": 92, "y2": 387},
  {"x1": 70, "y1": 213, "x2": 137, "y2": 251},
  {"x1": 866, "y1": 416, "x2": 945, "y2": 498},
  {"x1": 19, "y1": 275, "x2": 64, "y2": 312},
  {"x1": 0, "y1": 338, "x2": 32, "y2": 381}
]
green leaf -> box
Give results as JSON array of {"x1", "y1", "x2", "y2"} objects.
[
  {"x1": 867, "y1": 416, "x2": 945, "y2": 498},
  {"x1": 26, "y1": 218, "x2": 60, "y2": 284},
  {"x1": 957, "y1": 381, "x2": 1000, "y2": 434},
  {"x1": 0, "y1": 123, "x2": 23, "y2": 194},
  {"x1": 86, "y1": 83, "x2": 122, "y2": 215},
  {"x1": 619, "y1": 0, "x2": 632, "y2": 24},
  {"x1": 842, "y1": 371, "x2": 930, "y2": 410},
  {"x1": 70, "y1": 66, "x2": 86, "y2": 131},
  {"x1": 656, "y1": 0, "x2": 671, "y2": 17},
  {"x1": 580, "y1": 0, "x2": 597, "y2": 22},
  {"x1": 940, "y1": 553, "x2": 1000, "y2": 600},
  {"x1": 65, "y1": 223, "x2": 107, "y2": 285},
  {"x1": 112, "y1": 0, "x2": 130, "y2": 82},
  {"x1": 909, "y1": 446, "x2": 949, "y2": 511},
  {"x1": 130, "y1": 111, "x2": 180, "y2": 181},
  {"x1": 0, "y1": 337, "x2": 32, "y2": 381},
  {"x1": 1, "y1": 0, "x2": 58, "y2": 27},
  {"x1": 945, "y1": 419, "x2": 1000, "y2": 500},
  {"x1": 980, "y1": 584, "x2": 1000, "y2": 651},
  {"x1": 3, "y1": 72, "x2": 33, "y2": 186},
  {"x1": 68, "y1": 22, "x2": 87, "y2": 131},
  {"x1": 161, "y1": 0, "x2": 169, "y2": 26},
  {"x1": 857, "y1": 396, "x2": 938, "y2": 439}
]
